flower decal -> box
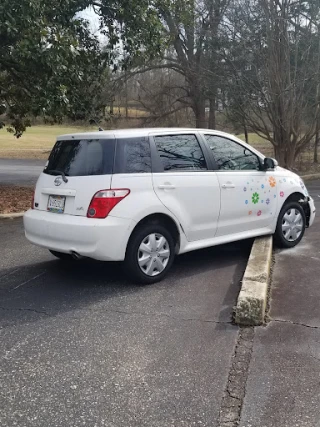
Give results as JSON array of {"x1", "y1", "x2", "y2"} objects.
[
  {"x1": 261, "y1": 200, "x2": 264, "y2": 203},
  {"x1": 280, "y1": 191, "x2": 284, "y2": 197},
  {"x1": 257, "y1": 210, "x2": 262, "y2": 216},
  {"x1": 252, "y1": 192, "x2": 259, "y2": 204},
  {"x1": 274, "y1": 194, "x2": 276, "y2": 198},
  {"x1": 245, "y1": 200, "x2": 248, "y2": 204},
  {"x1": 243, "y1": 187, "x2": 247, "y2": 192},
  {"x1": 261, "y1": 184, "x2": 264, "y2": 189},
  {"x1": 269, "y1": 177, "x2": 276, "y2": 188},
  {"x1": 248, "y1": 211, "x2": 252, "y2": 215},
  {"x1": 266, "y1": 198, "x2": 270, "y2": 205},
  {"x1": 300, "y1": 180, "x2": 305, "y2": 190}
]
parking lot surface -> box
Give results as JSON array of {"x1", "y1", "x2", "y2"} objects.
[
  {"x1": 0, "y1": 158, "x2": 45, "y2": 186},
  {"x1": 0, "y1": 218, "x2": 251, "y2": 426}
]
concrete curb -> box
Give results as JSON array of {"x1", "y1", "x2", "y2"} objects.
[
  {"x1": 301, "y1": 173, "x2": 320, "y2": 182},
  {"x1": 235, "y1": 236, "x2": 273, "y2": 326},
  {"x1": 0, "y1": 212, "x2": 25, "y2": 219}
]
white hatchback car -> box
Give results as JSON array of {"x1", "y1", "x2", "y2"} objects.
[{"x1": 24, "y1": 128, "x2": 316, "y2": 283}]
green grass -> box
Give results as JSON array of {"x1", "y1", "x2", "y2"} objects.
[{"x1": 0, "y1": 125, "x2": 95, "y2": 158}]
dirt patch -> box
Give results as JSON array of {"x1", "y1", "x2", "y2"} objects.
[{"x1": 0, "y1": 185, "x2": 33, "y2": 214}]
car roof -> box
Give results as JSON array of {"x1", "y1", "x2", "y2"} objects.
[{"x1": 56, "y1": 127, "x2": 238, "y2": 141}]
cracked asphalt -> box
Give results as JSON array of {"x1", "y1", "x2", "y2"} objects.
[
  {"x1": 240, "y1": 181, "x2": 320, "y2": 427},
  {"x1": 0, "y1": 218, "x2": 252, "y2": 427}
]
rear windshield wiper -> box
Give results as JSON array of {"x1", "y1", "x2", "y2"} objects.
[{"x1": 46, "y1": 169, "x2": 69, "y2": 183}]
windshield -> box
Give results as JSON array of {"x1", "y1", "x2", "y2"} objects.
[{"x1": 44, "y1": 139, "x2": 115, "y2": 177}]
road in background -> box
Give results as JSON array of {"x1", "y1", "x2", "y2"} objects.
[
  {"x1": 240, "y1": 181, "x2": 320, "y2": 427},
  {"x1": 0, "y1": 158, "x2": 45, "y2": 186},
  {"x1": 0, "y1": 218, "x2": 252, "y2": 427}
]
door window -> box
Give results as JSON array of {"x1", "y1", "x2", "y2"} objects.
[
  {"x1": 205, "y1": 135, "x2": 260, "y2": 171},
  {"x1": 154, "y1": 134, "x2": 207, "y2": 171}
]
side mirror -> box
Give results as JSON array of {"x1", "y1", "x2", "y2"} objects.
[{"x1": 263, "y1": 157, "x2": 277, "y2": 170}]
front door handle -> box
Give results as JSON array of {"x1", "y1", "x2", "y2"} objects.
[
  {"x1": 221, "y1": 183, "x2": 235, "y2": 189},
  {"x1": 158, "y1": 183, "x2": 176, "y2": 190}
]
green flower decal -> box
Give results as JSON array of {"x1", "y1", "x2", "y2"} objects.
[{"x1": 252, "y1": 192, "x2": 259, "y2": 204}]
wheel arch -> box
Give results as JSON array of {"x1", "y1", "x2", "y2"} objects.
[
  {"x1": 126, "y1": 213, "x2": 182, "y2": 255},
  {"x1": 281, "y1": 191, "x2": 311, "y2": 226}
]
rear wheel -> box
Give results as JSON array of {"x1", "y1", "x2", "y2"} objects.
[
  {"x1": 49, "y1": 250, "x2": 74, "y2": 261},
  {"x1": 125, "y1": 223, "x2": 175, "y2": 284},
  {"x1": 274, "y1": 201, "x2": 306, "y2": 248}
]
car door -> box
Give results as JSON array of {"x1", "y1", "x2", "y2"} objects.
[
  {"x1": 151, "y1": 132, "x2": 220, "y2": 242},
  {"x1": 203, "y1": 134, "x2": 275, "y2": 237}
]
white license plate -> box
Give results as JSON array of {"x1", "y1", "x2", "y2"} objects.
[{"x1": 47, "y1": 195, "x2": 66, "y2": 213}]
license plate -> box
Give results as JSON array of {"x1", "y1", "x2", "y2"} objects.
[{"x1": 47, "y1": 195, "x2": 66, "y2": 213}]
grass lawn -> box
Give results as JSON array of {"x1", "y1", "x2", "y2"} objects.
[{"x1": 0, "y1": 125, "x2": 95, "y2": 159}]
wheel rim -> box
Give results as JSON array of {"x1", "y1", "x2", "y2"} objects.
[
  {"x1": 281, "y1": 208, "x2": 303, "y2": 242},
  {"x1": 138, "y1": 233, "x2": 170, "y2": 277}
]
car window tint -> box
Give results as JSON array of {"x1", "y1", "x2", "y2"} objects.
[
  {"x1": 115, "y1": 137, "x2": 151, "y2": 173},
  {"x1": 205, "y1": 135, "x2": 260, "y2": 171},
  {"x1": 154, "y1": 134, "x2": 207, "y2": 171},
  {"x1": 44, "y1": 139, "x2": 115, "y2": 176}
]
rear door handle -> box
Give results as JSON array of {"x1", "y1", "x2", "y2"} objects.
[
  {"x1": 158, "y1": 184, "x2": 176, "y2": 190},
  {"x1": 221, "y1": 183, "x2": 235, "y2": 189}
]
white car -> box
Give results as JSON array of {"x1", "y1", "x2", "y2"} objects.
[{"x1": 24, "y1": 128, "x2": 316, "y2": 283}]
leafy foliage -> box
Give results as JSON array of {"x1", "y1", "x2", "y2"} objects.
[{"x1": 0, "y1": 0, "x2": 104, "y2": 136}]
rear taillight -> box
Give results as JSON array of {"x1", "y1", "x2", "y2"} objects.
[{"x1": 87, "y1": 189, "x2": 130, "y2": 219}]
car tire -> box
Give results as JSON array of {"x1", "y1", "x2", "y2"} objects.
[
  {"x1": 274, "y1": 201, "x2": 306, "y2": 248},
  {"x1": 49, "y1": 250, "x2": 74, "y2": 261},
  {"x1": 125, "y1": 223, "x2": 176, "y2": 284}
]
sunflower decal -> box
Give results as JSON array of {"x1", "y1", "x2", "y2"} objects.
[
  {"x1": 252, "y1": 192, "x2": 260, "y2": 204},
  {"x1": 269, "y1": 176, "x2": 276, "y2": 187}
]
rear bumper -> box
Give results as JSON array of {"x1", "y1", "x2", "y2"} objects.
[
  {"x1": 23, "y1": 209, "x2": 136, "y2": 261},
  {"x1": 308, "y1": 197, "x2": 316, "y2": 227}
]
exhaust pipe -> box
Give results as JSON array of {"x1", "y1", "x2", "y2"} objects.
[{"x1": 71, "y1": 251, "x2": 83, "y2": 260}]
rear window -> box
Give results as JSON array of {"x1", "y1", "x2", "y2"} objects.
[{"x1": 44, "y1": 139, "x2": 115, "y2": 177}]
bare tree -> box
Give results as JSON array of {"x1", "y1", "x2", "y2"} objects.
[{"x1": 224, "y1": 0, "x2": 320, "y2": 169}]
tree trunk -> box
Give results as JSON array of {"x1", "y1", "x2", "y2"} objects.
[
  {"x1": 193, "y1": 96, "x2": 206, "y2": 128},
  {"x1": 243, "y1": 123, "x2": 248, "y2": 144},
  {"x1": 208, "y1": 97, "x2": 216, "y2": 129},
  {"x1": 314, "y1": 118, "x2": 320, "y2": 163}
]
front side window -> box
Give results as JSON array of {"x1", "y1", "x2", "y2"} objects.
[
  {"x1": 154, "y1": 134, "x2": 207, "y2": 171},
  {"x1": 205, "y1": 135, "x2": 261, "y2": 171}
]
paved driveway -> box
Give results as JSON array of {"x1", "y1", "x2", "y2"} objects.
[
  {"x1": 0, "y1": 158, "x2": 45, "y2": 186},
  {"x1": 0, "y1": 218, "x2": 251, "y2": 426}
]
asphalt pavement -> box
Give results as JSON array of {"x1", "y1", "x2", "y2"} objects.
[
  {"x1": 240, "y1": 181, "x2": 320, "y2": 427},
  {"x1": 0, "y1": 218, "x2": 252, "y2": 426},
  {"x1": 0, "y1": 158, "x2": 45, "y2": 186}
]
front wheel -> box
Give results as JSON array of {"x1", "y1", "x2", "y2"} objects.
[
  {"x1": 125, "y1": 223, "x2": 175, "y2": 284},
  {"x1": 274, "y1": 201, "x2": 306, "y2": 248}
]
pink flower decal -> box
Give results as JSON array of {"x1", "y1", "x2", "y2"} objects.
[
  {"x1": 248, "y1": 210, "x2": 252, "y2": 215},
  {"x1": 257, "y1": 210, "x2": 262, "y2": 216},
  {"x1": 280, "y1": 191, "x2": 284, "y2": 197}
]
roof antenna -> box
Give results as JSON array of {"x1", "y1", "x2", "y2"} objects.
[{"x1": 89, "y1": 118, "x2": 104, "y2": 131}]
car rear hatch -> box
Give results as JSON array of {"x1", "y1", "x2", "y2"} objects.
[{"x1": 34, "y1": 136, "x2": 115, "y2": 216}]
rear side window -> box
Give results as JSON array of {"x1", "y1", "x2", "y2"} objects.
[
  {"x1": 114, "y1": 137, "x2": 151, "y2": 173},
  {"x1": 44, "y1": 139, "x2": 115, "y2": 176},
  {"x1": 154, "y1": 134, "x2": 207, "y2": 171}
]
